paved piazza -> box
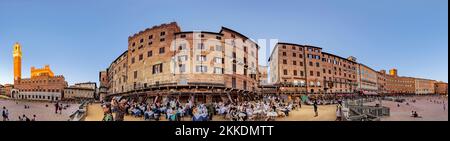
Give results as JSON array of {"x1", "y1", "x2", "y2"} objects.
[
  {"x1": 0, "y1": 99, "x2": 80, "y2": 121},
  {"x1": 2, "y1": 95, "x2": 447, "y2": 121},
  {"x1": 365, "y1": 96, "x2": 448, "y2": 121}
]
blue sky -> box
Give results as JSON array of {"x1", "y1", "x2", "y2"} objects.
[{"x1": 0, "y1": 0, "x2": 448, "y2": 85}]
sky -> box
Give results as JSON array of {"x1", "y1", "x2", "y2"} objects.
[{"x1": 0, "y1": 0, "x2": 448, "y2": 85}]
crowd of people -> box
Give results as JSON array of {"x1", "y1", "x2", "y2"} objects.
[
  {"x1": 18, "y1": 114, "x2": 36, "y2": 121},
  {"x1": 212, "y1": 96, "x2": 296, "y2": 121},
  {"x1": 101, "y1": 97, "x2": 216, "y2": 121},
  {"x1": 305, "y1": 98, "x2": 342, "y2": 105},
  {"x1": 427, "y1": 98, "x2": 447, "y2": 111},
  {"x1": 98, "y1": 94, "x2": 448, "y2": 121},
  {"x1": 101, "y1": 95, "x2": 343, "y2": 121}
]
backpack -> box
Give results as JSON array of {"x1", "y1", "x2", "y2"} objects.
[{"x1": 103, "y1": 114, "x2": 114, "y2": 121}]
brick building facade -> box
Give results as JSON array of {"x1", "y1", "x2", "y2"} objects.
[
  {"x1": 435, "y1": 82, "x2": 448, "y2": 95},
  {"x1": 102, "y1": 22, "x2": 259, "y2": 102}
]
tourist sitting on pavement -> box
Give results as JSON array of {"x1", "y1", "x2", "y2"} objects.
[
  {"x1": 125, "y1": 102, "x2": 131, "y2": 116},
  {"x1": 144, "y1": 104, "x2": 154, "y2": 121},
  {"x1": 177, "y1": 106, "x2": 184, "y2": 121},
  {"x1": 413, "y1": 111, "x2": 419, "y2": 118},
  {"x1": 166, "y1": 107, "x2": 174, "y2": 121},
  {"x1": 229, "y1": 108, "x2": 238, "y2": 121},
  {"x1": 238, "y1": 110, "x2": 247, "y2": 121},
  {"x1": 159, "y1": 105, "x2": 167, "y2": 119},
  {"x1": 192, "y1": 105, "x2": 201, "y2": 121},
  {"x1": 246, "y1": 106, "x2": 255, "y2": 121},
  {"x1": 22, "y1": 115, "x2": 30, "y2": 121},
  {"x1": 411, "y1": 111, "x2": 422, "y2": 118},
  {"x1": 286, "y1": 103, "x2": 293, "y2": 115},
  {"x1": 131, "y1": 105, "x2": 142, "y2": 117},
  {"x1": 170, "y1": 107, "x2": 177, "y2": 121},
  {"x1": 266, "y1": 109, "x2": 277, "y2": 121}
]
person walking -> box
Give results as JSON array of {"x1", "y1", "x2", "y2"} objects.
[
  {"x1": 5, "y1": 109, "x2": 9, "y2": 121},
  {"x1": 336, "y1": 104, "x2": 342, "y2": 121},
  {"x1": 299, "y1": 100, "x2": 302, "y2": 109},
  {"x1": 54, "y1": 102, "x2": 59, "y2": 114},
  {"x1": 207, "y1": 104, "x2": 214, "y2": 121},
  {"x1": 59, "y1": 103, "x2": 63, "y2": 114},
  {"x1": 444, "y1": 103, "x2": 446, "y2": 111},
  {"x1": 2, "y1": 107, "x2": 9, "y2": 121},
  {"x1": 313, "y1": 100, "x2": 318, "y2": 117}
]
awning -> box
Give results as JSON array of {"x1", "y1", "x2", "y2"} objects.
[
  {"x1": 336, "y1": 94, "x2": 355, "y2": 97},
  {"x1": 363, "y1": 91, "x2": 378, "y2": 95}
]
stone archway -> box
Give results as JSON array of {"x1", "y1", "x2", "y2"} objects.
[{"x1": 11, "y1": 89, "x2": 20, "y2": 99}]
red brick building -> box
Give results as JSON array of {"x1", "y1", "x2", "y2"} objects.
[
  {"x1": 101, "y1": 22, "x2": 259, "y2": 103},
  {"x1": 435, "y1": 82, "x2": 448, "y2": 95}
]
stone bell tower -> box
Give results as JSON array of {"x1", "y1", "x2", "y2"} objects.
[{"x1": 13, "y1": 42, "x2": 22, "y2": 83}]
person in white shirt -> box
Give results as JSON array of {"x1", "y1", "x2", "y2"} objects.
[
  {"x1": 177, "y1": 106, "x2": 184, "y2": 119},
  {"x1": 246, "y1": 107, "x2": 254, "y2": 120},
  {"x1": 166, "y1": 108, "x2": 173, "y2": 121}
]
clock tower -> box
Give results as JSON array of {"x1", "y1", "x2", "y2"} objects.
[{"x1": 13, "y1": 42, "x2": 22, "y2": 83}]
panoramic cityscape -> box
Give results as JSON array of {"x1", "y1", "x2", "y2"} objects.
[{"x1": 0, "y1": 0, "x2": 448, "y2": 122}]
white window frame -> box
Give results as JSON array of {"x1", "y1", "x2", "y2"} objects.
[
  {"x1": 197, "y1": 55, "x2": 207, "y2": 62},
  {"x1": 196, "y1": 66, "x2": 208, "y2": 73},
  {"x1": 214, "y1": 67, "x2": 223, "y2": 74},
  {"x1": 214, "y1": 57, "x2": 222, "y2": 64}
]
